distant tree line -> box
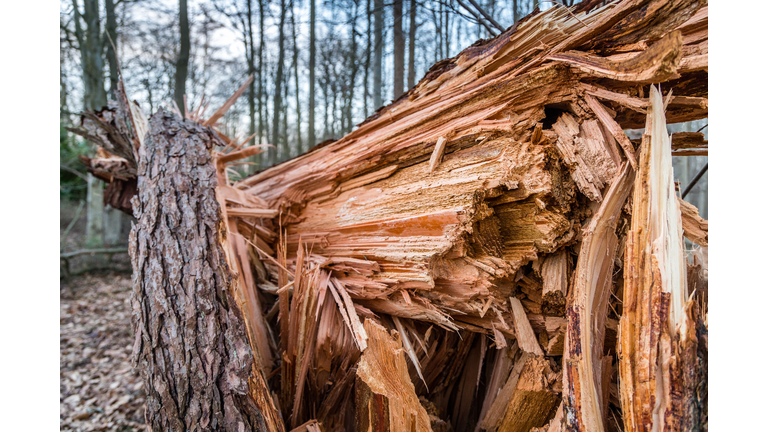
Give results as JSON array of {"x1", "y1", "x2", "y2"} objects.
[{"x1": 59, "y1": 0, "x2": 542, "y2": 246}]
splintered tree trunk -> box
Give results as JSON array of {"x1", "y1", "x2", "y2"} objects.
[
  {"x1": 83, "y1": 2, "x2": 708, "y2": 431},
  {"x1": 129, "y1": 110, "x2": 282, "y2": 432}
]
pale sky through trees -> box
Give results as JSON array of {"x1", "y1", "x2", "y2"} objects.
[{"x1": 61, "y1": 0, "x2": 547, "y2": 168}]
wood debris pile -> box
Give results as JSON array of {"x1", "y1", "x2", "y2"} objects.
[{"x1": 77, "y1": 0, "x2": 708, "y2": 430}]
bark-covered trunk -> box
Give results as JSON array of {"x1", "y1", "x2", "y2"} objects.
[
  {"x1": 363, "y1": 0, "x2": 371, "y2": 117},
  {"x1": 393, "y1": 0, "x2": 404, "y2": 100},
  {"x1": 174, "y1": 0, "x2": 190, "y2": 114},
  {"x1": 308, "y1": 0, "x2": 316, "y2": 149},
  {"x1": 105, "y1": 0, "x2": 119, "y2": 95},
  {"x1": 271, "y1": 0, "x2": 287, "y2": 165},
  {"x1": 373, "y1": 0, "x2": 383, "y2": 108},
  {"x1": 129, "y1": 110, "x2": 279, "y2": 432},
  {"x1": 291, "y1": 3, "x2": 303, "y2": 153},
  {"x1": 407, "y1": 0, "x2": 416, "y2": 90},
  {"x1": 247, "y1": 0, "x2": 260, "y2": 170},
  {"x1": 258, "y1": 0, "x2": 267, "y2": 168}
]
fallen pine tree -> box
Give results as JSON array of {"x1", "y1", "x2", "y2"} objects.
[{"x1": 75, "y1": 0, "x2": 708, "y2": 430}]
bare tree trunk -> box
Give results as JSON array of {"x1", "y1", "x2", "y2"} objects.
[
  {"x1": 444, "y1": 0, "x2": 450, "y2": 57},
  {"x1": 247, "y1": 0, "x2": 260, "y2": 171},
  {"x1": 85, "y1": 173, "x2": 104, "y2": 248},
  {"x1": 174, "y1": 0, "x2": 190, "y2": 114},
  {"x1": 271, "y1": 0, "x2": 286, "y2": 165},
  {"x1": 373, "y1": 0, "x2": 383, "y2": 108},
  {"x1": 363, "y1": 0, "x2": 371, "y2": 117},
  {"x1": 345, "y1": 1, "x2": 359, "y2": 133},
  {"x1": 103, "y1": 0, "x2": 124, "y2": 244},
  {"x1": 258, "y1": 0, "x2": 266, "y2": 167},
  {"x1": 105, "y1": 0, "x2": 118, "y2": 95},
  {"x1": 407, "y1": 0, "x2": 416, "y2": 90},
  {"x1": 73, "y1": 0, "x2": 107, "y2": 249},
  {"x1": 291, "y1": 2, "x2": 303, "y2": 153},
  {"x1": 130, "y1": 110, "x2": 279, "y2": 431},
  {"x1": 513, "y1": 0, "x2": 519, "y2": 24},
  {"x1": 393, "y1": 0, "x2": 404, "y2": 100},
  {"x1": 432, "y1": 6, "x2": 441, "y2": 61},
  {"x1": 308, "y1": 0, "x2": 316, "y2": 149}
]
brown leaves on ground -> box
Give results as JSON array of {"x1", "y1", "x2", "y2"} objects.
[{"x1": 60, "y1": 272, "x2": 145, "y2": 431}]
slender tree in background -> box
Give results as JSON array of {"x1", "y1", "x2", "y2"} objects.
[
  {"x1": 308, "y1": 0, "x2": 316, "y2": 149},
  {"x1": 363, "y1": 0, "x2": 371, "y2": 117},
  {"x1": 407, "y1": 0, "x2": 417, "y2": 89},
  {"x1": 393, "y1": 0, "x2": 404, "y2": 99},
  {"x1": 247, "y1": 0, "x2": 260, "y2": 169},
  {"x1": 291, "y1": 1, "x2": 303, "y2": 153},
  {"x1": 272, "y1": 0, "x2": 287, "y2": 164},
  {"x1": 373, "y1": 0, "x2": 383, "y2": 108},
  {"x1": 105, "y1": 0, "x2": 118, "y2": 95},
  {"x1": 259, "y1": 0, "x2": 267, "y2": 167},
  {"x1": 174, "y1": 0, "x2": 190, "y2": 114},
  {"x1": 513, "y1": 0, "x2": 519, "y2": 23},
  {"x1": 73, "y1": 0, "x2": 107, "y2": 248},
  {"x1": 344, "y1": 0, "x2": 360, "y2": 133},
  {"x1": 444, "y1": 1, "x2": 450, "y2": 58},
  {"x1": 103, "y1": 0, "x2": 123, "y2": 245}
]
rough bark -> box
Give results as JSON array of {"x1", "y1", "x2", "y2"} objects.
[{"x1": 129, "y1": 110, "x2": 281, "y2": 432}]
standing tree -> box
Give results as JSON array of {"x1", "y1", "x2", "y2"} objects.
[
  {"x1": 247, "y1": 0, "x2": 259, "y2": 169},
  {"x1": 373, "y1": 0, "x2": 383, "y2": 108},
  {"x1": 272, "y1": 0, "x2": 287, "y2": 164},
  {"x1": 407, "y1": 0, "x2": 417, "y2": 90},
  {"x1": 392, "y1": 0, "x2": 404, "y2": 100},
  {"x1": 72, "y1": 0, "x2": 107, "y2": 248},
  {"x1": 362, "y1": 0, "x2": 371, "y2": 117},
  {"x1": 308, "y1": 0, "x2": 316, "y2": 149},
  {"x1": 291, "y1": 0, "x2": 303, "y2": 153},
  {"x1": 174, "y1": 0, "x2": 190, "y2": 114}
]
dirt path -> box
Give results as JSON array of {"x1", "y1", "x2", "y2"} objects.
[{"x1": 60, "y1": 272, "x2": 145, "y2": 431}]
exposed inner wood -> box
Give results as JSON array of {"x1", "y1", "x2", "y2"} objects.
[{"x1": 75, "y1": 1, "x2": 709, "y2": 430}]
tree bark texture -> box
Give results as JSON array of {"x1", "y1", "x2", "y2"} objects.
[{"x1": 129, "y1": 110, "x2": 275, "y2": 431}]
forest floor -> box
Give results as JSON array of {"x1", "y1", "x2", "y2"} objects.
[
  {"x1": 60, "y1": 271, "x2": 145, "y2": 431},
  {"x1": 61, "y1": 200, "x2": 144, "y2": 431}
]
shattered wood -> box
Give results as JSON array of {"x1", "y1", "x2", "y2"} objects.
[{"x1": 76, "y1": 1, "x2": 709, "y2": 431}]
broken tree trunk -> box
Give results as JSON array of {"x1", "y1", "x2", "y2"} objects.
[
  {"x1": 78, "y1": 1, "x2": 708, "y2": 430},
  {"x1": 618, "y1": 85, "x2": 706, "y2": 432},
  {"x1": 129, "y1": 110, "x2": 282, "y2": 432}
]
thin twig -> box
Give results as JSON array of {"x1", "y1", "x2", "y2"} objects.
[{"x1": 681, "y1": 163, "x2": 708, "y2": 199}]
